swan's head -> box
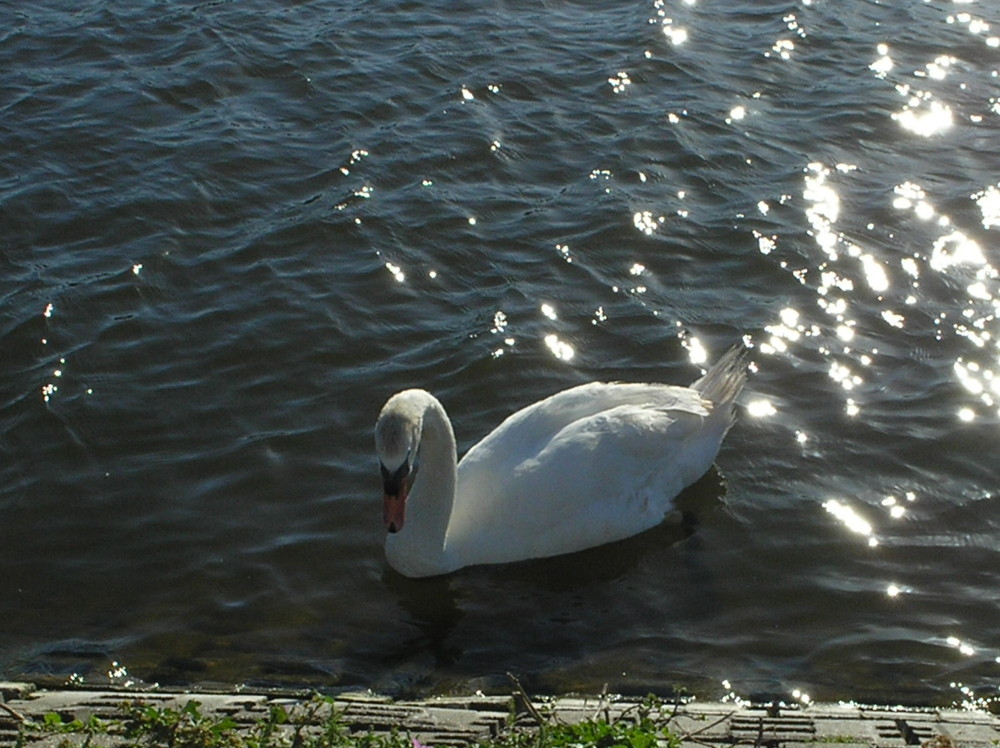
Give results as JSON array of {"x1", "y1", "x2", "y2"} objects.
[{"x1": 374, "y1": 391, "x2": 425, "y2": 534}]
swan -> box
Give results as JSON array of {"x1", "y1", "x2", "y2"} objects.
[{"x1": 374, "y1": 343, "x2": 749, "y2": 578}]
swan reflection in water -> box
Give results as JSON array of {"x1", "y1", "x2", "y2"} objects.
[{"x1": 374, "y1": 344, "x2": 749, "y2": 578}]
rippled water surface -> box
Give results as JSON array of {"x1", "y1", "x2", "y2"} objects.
[{"x1": 3, "y1": 0, "x2": 999, "y2": 706}]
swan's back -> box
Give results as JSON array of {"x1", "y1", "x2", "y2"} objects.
[{"x1": 445, "y1": 346, "x2": 748, "y2": 565}]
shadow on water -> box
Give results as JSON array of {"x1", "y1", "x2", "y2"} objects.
[{"x1": 380, "y1": 571, "x2": 467, "y2": 668}]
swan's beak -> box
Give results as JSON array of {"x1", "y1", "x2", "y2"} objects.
[
  {"x1": 383, "y1": 491, "x2": 407, "y2": 534},
  {"x1": 381, "y1": 460, "x2": 411, "y2": 534}
]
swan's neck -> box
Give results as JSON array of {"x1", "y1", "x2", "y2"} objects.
[{"x1": 384, "y1": 393, "x2": 459, "y2": 577}]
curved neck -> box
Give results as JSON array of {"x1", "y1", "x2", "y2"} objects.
[{"x1": 385, "y1": 393, "x2": 459, "y2": 577}]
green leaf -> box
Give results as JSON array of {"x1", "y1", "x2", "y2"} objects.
[{"x1": 270, "y1": 704, "x2": 289, "y2": 725}]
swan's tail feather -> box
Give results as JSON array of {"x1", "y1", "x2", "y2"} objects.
[{"x1": 693, "y1": 342, "x2": 750, "y2": 408}]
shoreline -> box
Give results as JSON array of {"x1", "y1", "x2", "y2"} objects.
[{"x1": 3, "y1": 681, "x2": 999, "y2": 747}]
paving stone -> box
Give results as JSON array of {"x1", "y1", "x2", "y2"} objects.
[{"x1": 0, "y1": 683, "x2": 35, "y2": 701}]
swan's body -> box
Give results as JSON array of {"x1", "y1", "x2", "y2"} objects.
[{"x1": 375, "y1": 344, "x2": 748, "y2": 578}]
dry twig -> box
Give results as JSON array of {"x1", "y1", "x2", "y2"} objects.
[
  {"x1": 0, "y1": 701, "x2": 27, "y2": 723},
  {"x1": 506, "y1": 673, "x2": 548, "y2": 727}
]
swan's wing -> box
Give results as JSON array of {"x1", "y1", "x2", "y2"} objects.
[
  {"x1": 462, "y1": 381, "x2": 705, "y2": 470},
  {"x1": 448, "y1": 384, "x2": 726, "y2": 565}
]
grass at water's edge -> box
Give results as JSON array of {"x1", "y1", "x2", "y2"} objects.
[{"x1": 11, "y1": 691, "x2": 685, "y2": 748}]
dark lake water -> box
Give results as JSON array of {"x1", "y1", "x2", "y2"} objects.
[{"x1": 2, "y1": 0, "x2": 999, "y2": 707}]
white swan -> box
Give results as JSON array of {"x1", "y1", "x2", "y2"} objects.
[{"x1": 374, "y1": 344, "x2": 749, "y2": 578}]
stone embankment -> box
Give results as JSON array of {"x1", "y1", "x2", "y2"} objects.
[{"x1": 2, "y1": 681, "x2": 998, "y2": 747}]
